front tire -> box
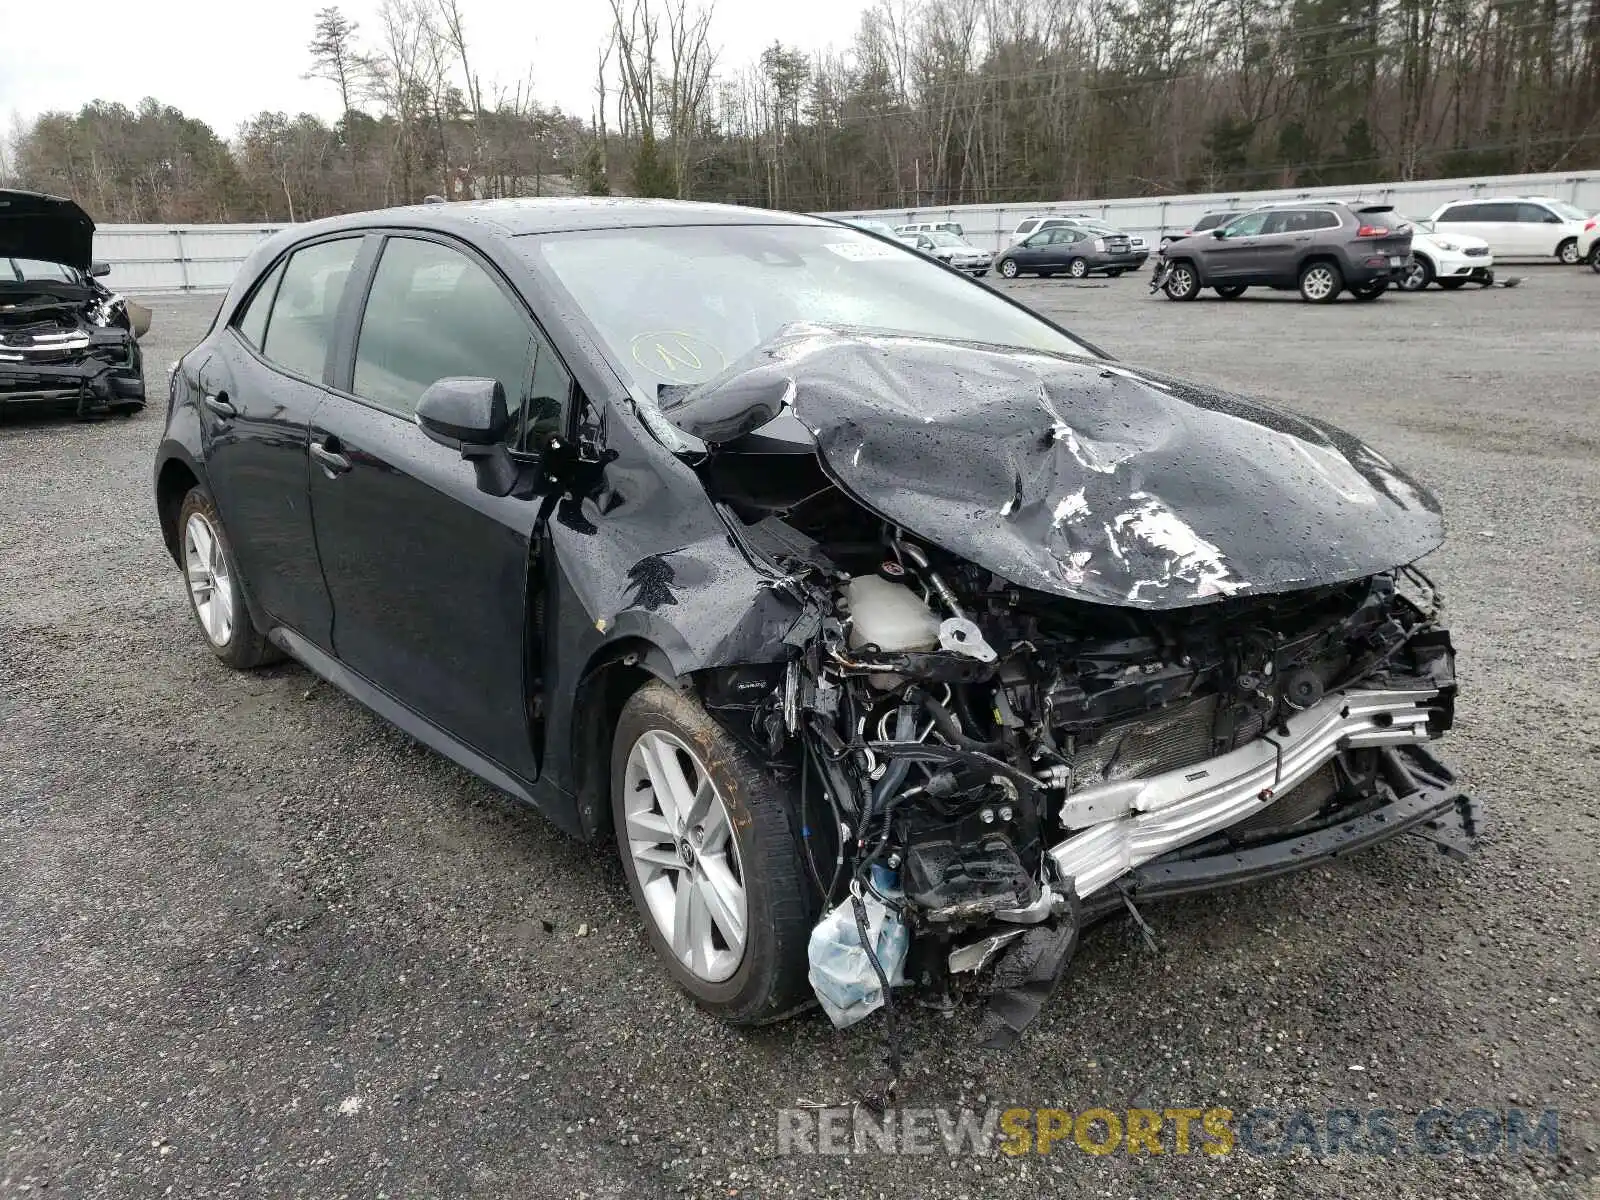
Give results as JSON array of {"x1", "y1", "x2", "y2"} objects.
[
  {"x1": 1557, "y1": 238, "x2": 1579, "y2": 265},
  {"x1": 1298, "y1": 261, "x2": 1342, "y2": 303},
  {"x1": 611, "y1": 681, "x2": 813, "y2": 1025},
  {"x1": 998, "y1": 258, "x2": 1019, "y2": 279},
  {"x1": 1437, "y1": 278, "x2": 1468, "y2": 290},
  {"x1": 1349, "y1": 280, "x2": 1388, "y2": 301},
  {"x1": 1398, "y1": 256, "x2": 1434, "y2": 291},
  {"x1": 177, "y1": 487, "x2": 278, "y2": 670},
  {"x1": 1163, "y1": 261, "x2": 1201, "y2": 301}
]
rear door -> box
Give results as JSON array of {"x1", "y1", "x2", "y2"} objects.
[
  {"x1": 1249, "y1": 210, "x2": 1308, "y2": 282},
  {"x1": 1516, "y1": 202, "x2": 1563, "y2": 256},
  {"x1": 307, "y1": 231, "x2": 570, "y2": 779},
  {"x1": 1435, "y1": 202, "x2": 1491, "y2": 248},
  {"x1": 199, "y1": 235, "x2": 365, "y2": 647}
]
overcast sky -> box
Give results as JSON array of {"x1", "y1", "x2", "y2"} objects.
[{"x1": 1, "y1": 0, "x2": 874, "y2": 140}]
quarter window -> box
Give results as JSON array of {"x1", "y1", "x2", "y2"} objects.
[
  {"x1": 260, "y1": 238, "x2": 361, "y2": 380},
  {"x1": 1437, "y1": 204, "x2": 1478, "y2": 222},
  {"x1": 352, "y1": 236, "x2": 569, "y2": 442},
  {"x1": 234, "y1": 259, "x2": 285, "y2": 350}
]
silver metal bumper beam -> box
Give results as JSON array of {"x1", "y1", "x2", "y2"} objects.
[{"x1": 1046, "y1": 687, "x2": 1441, "y2": 899}]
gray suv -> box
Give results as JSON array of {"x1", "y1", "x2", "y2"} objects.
[{"x1": 1157, "y1": 202, "x2": 1414, "y2": 302}]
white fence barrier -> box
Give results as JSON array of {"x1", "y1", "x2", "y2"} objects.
[
  {"x1": 93, "y1": 224, "x2": 283, "y2": 295},
  {"x1": 821, "y1": 170, "x2": 1600, "y2": 253},
  {"x1": 89, "y1": 169, "x2": 1599, "y2": 293}
]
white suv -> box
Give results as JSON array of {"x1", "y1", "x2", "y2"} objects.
[{"x1": 1427, "y1": 197, "x2": 1593, "y2": 264}]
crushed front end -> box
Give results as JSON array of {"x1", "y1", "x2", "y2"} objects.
[
  {"x1": 0, "y1": 285, "x2": 146, "y2": 416},
  {"x1": 670, "y1": 328, "x2": 1475, "y2": 1051}
]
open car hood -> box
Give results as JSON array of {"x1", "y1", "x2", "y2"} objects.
[
  {"x1": 0, "y1": 189, "x2": 95, "y2": 271},
  {"x1": 668, "y1": 327, "x2": 1444, "y2": 610}
]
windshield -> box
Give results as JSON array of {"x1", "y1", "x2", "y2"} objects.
[
  {"x1": 1548, "y1": 200, "x2": 1588, "y2": 220},
  {"x1": 1076, "y1": 221, "x2": 1120, "y2": 235},
  {"x1": 848, "y1": 219, "x2": 897, "y2": 237},
  {"x1": 525, "y1": 223, "x2": 1096, "y2": 405},
  {"x1": 926, "y1": 231, "x2": 966, "y2": 248},
  {"x1": 5, "y1": 258, "x2": 82, "y2": 284}
]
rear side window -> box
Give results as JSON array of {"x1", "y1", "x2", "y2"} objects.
[
  {"x1": 1437, "y1": 204, "x2": 1478, "y2": 222},
  {"x1": 260, "y1": 238, "x2": 361, "y2": 380},
  {"x1": 352, "y1": 236, "x2": 567, "y2": 439},
  {"x1": 1481, "y1": 203, "x2": 1520, "y2": 222},
  {"x1": 234, "y1": 260, "x2": 285, "y2": 350}
]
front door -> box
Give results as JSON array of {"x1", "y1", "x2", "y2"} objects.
[
  {"x1": 199, "y1": 235, "x2": 364, "y2": 647},
  {"x1": 308, "y1": 233, "x2": 571, "y2": 779},
  {"x1": 1202, "y1": 210, "x2": 1271, "y2": 281}
]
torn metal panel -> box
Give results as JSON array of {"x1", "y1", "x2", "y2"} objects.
[{"x1": 667, "y1": 326, "x2": 1444, "y2": 609}]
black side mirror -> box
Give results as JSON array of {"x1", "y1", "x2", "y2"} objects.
[
  {"x1": 416, "y1": 377, "x2": 520, "y2": 496},
  {"x1": 1212, "y1": 228, "x2": 1227, "y2": 238},
  {"x1": 89, "y1": 260, "x2": 111, "y2": 277},
  {"x1": 416, "y1": 376, "x2": 508, "y2": 448}
]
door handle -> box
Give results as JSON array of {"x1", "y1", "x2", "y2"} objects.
[
  {"x1": 310, "y1": 439, "x2": 352, "y2": 475},
  {"x1": 203, "y1": 392, "x2": 236, "y2": 418}
]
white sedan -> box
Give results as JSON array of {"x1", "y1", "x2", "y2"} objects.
[{"x1": 1397, "y1": 221, "x2": 1494, "y2": 291}]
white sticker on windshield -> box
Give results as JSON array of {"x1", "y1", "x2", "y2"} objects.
[{"x1": 824, "y1": 241, "x2": 901, "y2": 261}]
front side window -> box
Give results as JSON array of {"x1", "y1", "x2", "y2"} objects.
[
  {"x1": 353, "y1": 236, "x2": 566, "y2": 441},
  {"x1": 525, "y1": 223, "x2": 1097, "y2": 408},
  {"x1": 1220, "y1": 212, "x2": 1270, "y2": 238},
  {"x1": 1480, "y1": 203, "x2": 1520, "y2": 222},
  {"x1": 1049, "y1": 228, "x2": 1082, "y2": 244},
  {"x1": 1517, "y1": 202, "x2": 1557, "y2": 223},
  {"x1": 260, "y1": 238, "x2": 361, "y2": 380}
]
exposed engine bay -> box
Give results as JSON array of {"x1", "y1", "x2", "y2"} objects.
[{"x1": 665, "y1": 328, "x2": 1471, "y2": 1055}]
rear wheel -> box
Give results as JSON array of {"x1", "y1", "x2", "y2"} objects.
[
  {"x1": 1163, "y1": 261, "x2": 1201, "y2": 301},
  {"x1": 1588, "y1": 243, "x2": 1600, "y2": 272},
  {"x1": 612, "y1": 681, "x2": 813, "y2": 1025},
  {"x1": 1557, "y1": 238, "x2": 1579, "y2": 265},
  {"x1": 176, "y1": 487, "x2": 279, "y2": 670},
  {"x1": 1298, "y1": 261, "x2": 1342, "y2": 303},
  {"x1": 1398, "y1": 256, "x2": 1434, "y2": 292},
  {"x1": 998, "y1": 258, "x2": 1019, "y2": 279},
  {"x1": 1105, "y1": 268, "x2": 1125, "y2": 278},
  {"x1": 1437, "y1": 278, "x2": 1468, "y2": 290},
  {"x1": 1214, "y1": 284, "x2": 1247, "y2": 299},
  {"x1": 1349, "y1": 280, "x2": 1388, "y2": 301},
  {"x1": 1066, "y1": 258, "x2": 1089, "y2": 279}
]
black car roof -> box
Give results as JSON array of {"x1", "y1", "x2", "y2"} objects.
[{"x1": 288, "y1": 197, "x2": 830, "y2": 241}]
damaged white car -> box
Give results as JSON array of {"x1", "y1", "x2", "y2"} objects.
[{"x1": 154, "y1": 200, "x2": 1473, "y2": 1068}]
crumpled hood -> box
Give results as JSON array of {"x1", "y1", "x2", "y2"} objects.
[
  {"x1": 672, "y1": 327, "x2": 1444, "y2": 610},
  {"x1": 0, "y1": 189, "x2": 95, "y2": 271}
]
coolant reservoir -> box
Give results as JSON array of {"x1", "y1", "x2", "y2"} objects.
[{"x1": 846, "y1": 575, "x2": 940, "y2": 653}]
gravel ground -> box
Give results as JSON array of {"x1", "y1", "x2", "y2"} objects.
[{"x1": 2, "y1": 271, "x2": 1596, "y2": 1199}]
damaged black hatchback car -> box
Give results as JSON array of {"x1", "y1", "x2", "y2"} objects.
[
  {"x1": 1, "y1": 189, "x2": 148, "y2": 416},
  {"x1": 154, "y1": 199, "x2": 1474, "y2": 1043}
]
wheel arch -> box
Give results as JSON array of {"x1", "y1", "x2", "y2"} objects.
[
  {"x1": 155, "y1": 451, "x2": 203, "y2": 566},
  {"x1": 569, "y1": 638, "x2": 683, "y2": 842}
]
